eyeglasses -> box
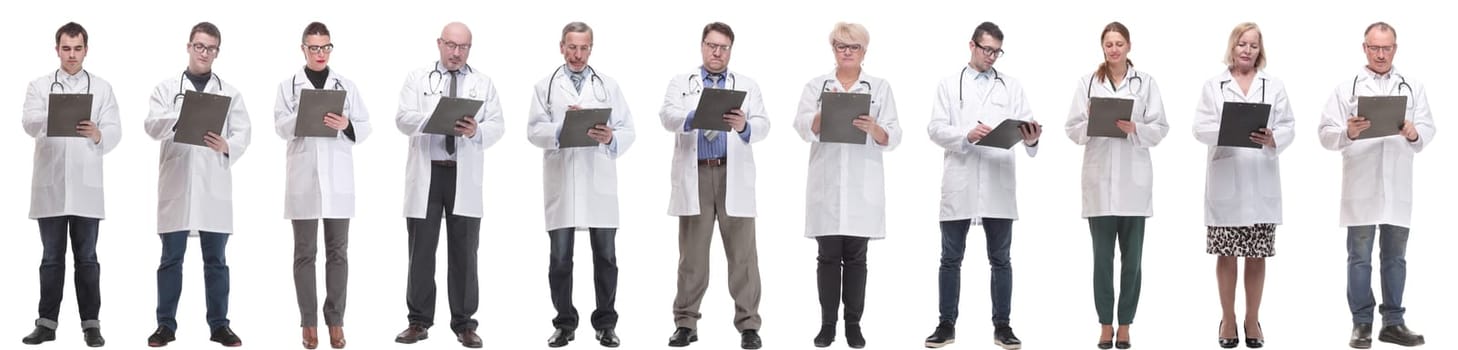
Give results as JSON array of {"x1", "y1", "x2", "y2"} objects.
[
  {"x1": 973, "y1": 41, "x2": 1004, "y2": 58},
  {"x1": 703, "y1": 41, "x2": 732, "y2": 53},
  {"x1": 834, "y1": 42, "x2": 864, "y2": 53},
  {"x1": 563, "y1": 44, "x2": 592, "y2": 53},
  {"x1": 305, "y1": 44, "x2": 335, "y2": 53},
  {"x1": 190, "y1": 42, "x2": 221, "y2": 55},
  {"x1": 440, "y1": 39, "x2": 472, "y2": 52},
  {"x1": 1364, "y1": 44, "x2": 1395, "y2": 54}
]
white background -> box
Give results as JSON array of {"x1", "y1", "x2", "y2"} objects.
[{"x1": 1, "y1": 0, "x2": 1453, "y2": 349}]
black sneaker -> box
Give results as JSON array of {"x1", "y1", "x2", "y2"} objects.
[
  {"x1": 1377, "y1": 324, "x2": 1425, "y2": 347},
  {"x1": 994, "y1": 325, "x2": 1022, "y2": 349},
  {"x1": 210, "y1": 326, "x2": 242, "y2": 347},
  {"x1": 813, "y1": 324, "x2": 836, "y2": 347},
  {"x1": 147, "y1": 327, "x2": 175, "y2": 347},
  {"x1": 83, "y1": 327, "x2": 106, "y2": 347},
  {"x1": 21, "y1": 325, "x2": 55, "y2": 345},
  {"x1": 845, "y1": 323, "x2": 865, "y2": 349},
  {"x1": 925, "y1": 320, "x2": 955, "y2": 348}
]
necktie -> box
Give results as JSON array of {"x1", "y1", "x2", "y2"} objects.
[
  {"x1": 704, "y1": 73, "x2": 724, "y2": 141},
  {"x1": 571, "y1": 72, "x2": 585, "y2": 93},
  {"x1": 446, "y1": 70, "x2": 459, "y2": 155}
]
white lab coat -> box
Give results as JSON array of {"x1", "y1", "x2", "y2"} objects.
[
  {"x1": 659, "y1": 68, "x2": 770, "y2": 218},
  {"x1": 1064, "y1": 69, "x2": 1169, "y2": 218},
  {"x1": 396, "y1": 64, "x2": 505, "y2": 219},
  {"x1": 526, "y1": 66, "x2": 636, "y2": 231},
  {"x1": 1192, "y1": 70, "x2": 1295, "y2": 226},
  {"x1": 273, "y1": 68, "x2": 373, "y2": 220},
  {"x1": 793, "y1": 71, "x2": 902, "y2": 239},
  {"x1": 144, "y1": 73, "x2": 252, "y2": 234},
  {"x1": 927, "y1": 67, "x2": 1037, "y2": 222},
  {"x1": 1317, "y1": 67, "x2": 1435, "y2": 227},
  {"x1": 22, "y1": 70, "x2": 122, "y2": 219}
]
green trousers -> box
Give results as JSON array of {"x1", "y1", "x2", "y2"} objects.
[{"x1": 1088, "y1": 216, "x2": 1146, "y2": 325}]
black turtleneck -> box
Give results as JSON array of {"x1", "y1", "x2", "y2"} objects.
[
  {"x1": 304, "y1": 66, "x2": 329, "y2": 89},
  {"x1": 183, "y1": 70, "x2": 211, "y2": 91}
]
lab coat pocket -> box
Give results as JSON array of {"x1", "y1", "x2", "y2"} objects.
[
  {"x1": 1341, "y1": 152, "x2": 1378, "y2": 199},
  {"x1": 1131, "y1": 153, "x2": 1153, "y2": 187},
  {"x1": 332, "y1": 147, "x2": 356, "y2": 195},
  {"x1": 1206, "y1": 156, "x2": 1238, "y2": 201},
  {"x1": 594, "y1": 162, "x2": 618, "y2": 196},
  {"x1": 1394, "y1": 152, "x2": 1414, "y2": 202}
]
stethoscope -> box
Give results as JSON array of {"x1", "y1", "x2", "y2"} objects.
[
  {"x1": 545, "y1": 64, "x2": 608, "y2": 109},
  {"x1": 681, "y1": 72, "x2": 737, "y2": 96},
  {"x1": 816, "y1": 78, "x2": 874, "y2": 102},
  {"x1": 289, "y1": 71, "x2": 345, "y2": 101},
  {"x1": 1350, "y1": 73, "x2": 1411, "y2": 101},
  {"x1": 1218, "y1": 77, "x2": 1268, "y2": 104},
  {"x1": 50, "y1": 69, "x2": 91, "y2": 94},
  {"x1": 958, "y1": 65, "x2": 1007, "y2": 106},
  {"x1": 173, "y1": 71, "x2": 222, "y2": 105},
  {"x1": 425, "y1": 61, "x2": 477, "y2": 97},
  {"x1": 1085, "y1": 63, "x2": 1144, "y2": 97}
]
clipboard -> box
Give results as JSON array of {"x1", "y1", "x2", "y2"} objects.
[
  {"x1": 1354, "y1": 95, "x2": 1408, "y2": 140},
  {"x1": 1087, "y1": 97, "x2": 1134, "y2": 138},
  {"x1": 423, "y1": 97, "x2": 484, "y2": 136},
  {"x1": 977, "y1": 119, "x2": 1029, "y2": 149},
  {"x1": 690, "y1": 88, "x2": 746, "y2": 131},
  {"x1": 294, "y1": 89, "x2": 347, "y2": 138},
  {"x1": 173, "y1": 90, "x2": 232, "y2": 147},
  {"x1": 560, "y1": 108, "x2": 612, "y2": 148},
  {"x1": 47, "y1": 93, "x2": 93, "y2": 137},
  {"x1": 819, "y1": 91, "x2": 872, "y2": 144},
  {"x1": 1217, "y1": 102, "x2": 1271, "y2": 148}
]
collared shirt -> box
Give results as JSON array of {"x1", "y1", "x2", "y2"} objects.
[
  {"x1": 685, "y1": 66, "x2": 752, "y2": 159},
  {"x1": 430, "y1": 62, "x2": 468, "y2": 161}
]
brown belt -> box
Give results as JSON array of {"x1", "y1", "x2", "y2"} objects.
[
  {"x1": 697, "y1": 157, "x2": 726, "y2": 167},
  {"x1": 432, "y1": 160, "x2": 457, "y2": 168}
]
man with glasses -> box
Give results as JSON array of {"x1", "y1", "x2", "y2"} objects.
[
  {"x1": 392, "y1": 21, "x2": 504, "y2": 349},
  {"x1": 658, "y1": 21, "x2": 770, "y2": 350},
  {"x1": 20, "y1": 22, "x2": 120, "y2": 347},
  {"x1": 142, "y1": 21, "x2": 252, "y2": 347},
  {"x1": 924, "y1": 21, "x2": 1038, "y2": 349},
  {"x1": 1317, "y1": 21, "x2": 1432, "y2": 349}
]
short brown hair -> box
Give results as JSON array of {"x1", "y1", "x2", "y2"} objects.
[
  {"x1": 702, "y1": 22, "x2": 734, "y2": 44},
  {"x1": 55, "y1": 22, "x2": 88, "y2": 45},
  {"x1": 190, "y1": 22, "x2": 221, "y2": 44}
]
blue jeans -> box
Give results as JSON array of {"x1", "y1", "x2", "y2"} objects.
[
  {"x1": 156, "y1": 231, "x2": 230, "y2": 331},
  {"x1": 1346, "y1": 224, "x2": 1409, "y2": 326},
  {"x1": 36, "y1": 216, "x2": 102, "y2": 329},
  {"x1": 938, "y1": 218, "x2": 1013, "y2": 325}
]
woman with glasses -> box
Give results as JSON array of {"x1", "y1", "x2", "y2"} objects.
[
  {"x1": 271, "y1": 22, "x2": 372, "y2": 349},
  {"x1": 793, "y1": 21, "x2": 901, "y2": 349},
  {"x1": 1063, "y1": 21, "x2": 1168, "y2": 350}
]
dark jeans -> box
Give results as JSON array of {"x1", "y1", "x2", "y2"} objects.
[
  {"x1": 548, "y1": 227, "x2": 618, "y2": 331},
  {"x1": 816, "y1": 235, "x2": 869, "y2": 325},
  {"x1": 156, "y1": 231, "x2": 230, "y2": 331},
  {"x1": 36, "y1": 215, "x2": 102, "y2": 330},
  {"x1": 405, "y1": 164, "x2": 481, "y2": 333},
  {"x1": 938, "y1": 218, "x2": 1013, "y2": 326}
]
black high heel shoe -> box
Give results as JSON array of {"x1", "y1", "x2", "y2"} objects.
[
  {"x1": 1098, "y1": 326, "x2": 1114, "y2": 349},
  {"x1": 1114, "y1": 327, "x2": 1131, "y2": 349},
  {"x1": 1244, "y1": 322, "x2": 1264, "y2": 348},
  {"x1": 1218, "y1": 321, "x2": 1239, "y2": 349}
]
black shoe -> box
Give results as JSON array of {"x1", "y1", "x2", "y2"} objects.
[
  {"x1": 845, "y1": 324, "x2": 865, "y2": 349},
  {"x1": 1218, "y1": 321, "x2": 1238, "y2": 349},
  {"x1": 924, "y1": 320, "x2": 955, "y2": 348},
  {"x1": 1244, "y1": 322, "x2": 1263, "y2": 348},
  {"x1": 21, "y1": 326, "x2": 55, "y2": 345},
  {"x1": 741, "y1": 329, "x2": 762, "y2": 350},
  {"x1": 547, "y1": 328, "x2": 574, "y2": 348},
  {"x1": 814, "y1": 323, "x2": 835, "y2": 348},
  {"x1": 456, "y1": 329, "x2": 482, "y2": 348},
  {"x1": 994, "y1": 325, "x2": 1022, "y2": 350},
  {"x1": 596, "y1": 328, "x2": 620, "y2": 348},
  {"x1": 1349, "y1": 323, "x2": 1372, "y2": 349},
  {"x1": 1115, "y1": 340, "x2": 1131, "y2": 349},
  {"x1": 210, "y1": 326, "x2": 242, "y2": 347},
  {"x1": 83, "y1": 327, "x2": 106, "y2": 347},
  {"x1": 147, "y1": 327, "x2": 175, "y2": 347},
  {"x1": 1377, "y1": 324, "x2": 1425, "y2": 347},
  {"x1": 667, "y1": 327, "x2": 696, "y2": 347}
]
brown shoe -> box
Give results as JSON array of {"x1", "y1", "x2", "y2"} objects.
[
  {"x1": 302, "y1": 327, "x2": 318, "y2": 349},
  {"x1": 395, "y1": 324, "x2": 428, "y2": 344},
  {"x1": 457, "y1": 329, "x2": 483, "y2": 348},
  {"x1": 329, "y1": 326, "x2": 346, "y2": 349}
]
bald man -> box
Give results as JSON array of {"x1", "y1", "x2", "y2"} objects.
[{"x1": 392, "y1": 21, "x2": 505, "y2": 349}]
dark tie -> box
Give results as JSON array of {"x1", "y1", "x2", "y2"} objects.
[
  {"x1": 704, "y1": 73, "x2": 725, "y2": 141},
  {"x1": 446, "y1": 70, "x2": 459, "y2": 155},
  {"x1": 571, "y1": 72, "x2": 585, "y2": 93}
]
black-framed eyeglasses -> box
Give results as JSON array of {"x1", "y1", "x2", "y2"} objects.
[
  {"x1": 973, "y1": 41, "x2": 1004, "y2": 58},
  {"x1": 834, "y1": 42, "x2": 864, "y2": 53},
  {"x1": 305, "y1": 44, "x2": 335, "y2": 53},
  {"x1": 190, "y1": 42, "x2": 221, "y2": 55}
]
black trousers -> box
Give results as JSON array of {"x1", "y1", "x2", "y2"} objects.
[
  {"x1": 548, "y1": 227, "x2": 618, "y2": 331},
  {"x1": 816, "y1": 235, "x2": 869, "y2": 325},
  {"x1": 405, "y1": 164, "x2": 481, "y2": 333}
]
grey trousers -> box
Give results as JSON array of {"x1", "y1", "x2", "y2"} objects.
[
  {"x1": 673, "y1": 164, "x2": 763, "y2": 331},
  {"x1": 293, "y1": 218, "x2": 350, "y2": 327}
]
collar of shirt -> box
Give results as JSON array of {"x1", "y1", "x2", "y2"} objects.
[
  {"x1": 967, "y1": 65, "x2": 995, "y2": 81},
  {"x1": 436, "y1": 62, "x2": 469, "y2": 76},
  {"x1": 700, "y1": 66, "x2": 728, "y2": 87}
]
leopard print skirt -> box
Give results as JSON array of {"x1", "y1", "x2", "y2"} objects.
[{"x1": 1206, "y1": 223, "x2": 1276, "y2": 257}]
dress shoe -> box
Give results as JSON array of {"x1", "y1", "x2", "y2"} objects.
[
  {"x1": 814, "y1": 323, "x2": 836, "y2": 348},
  {"x1": 845, "y1": 324, "x2": 865, "y2": 349},
  {"x1": 596, "y1": 328, "x2": 620, "y2": 348},
  {"x1": 924, "y1": 320, "x2": 954, "y2": 348},
  {"x1": 328, "y1": 326, "x2": 346, "y2": 349},
  {"x1": 147, "y1": 326, "x2": 176, "y2": 347},
  {"x1": 1350, "y1": 323, "x2": 1372, "y2": 349},
  {"x1": 667, "y1": 327, "x2": 696, "y2": 347},
  {"x1": 395, "y1": 324, "x2": 428, "y2": 344},
  {"x1": 83, "y1": 327, "x2": 105, "y2": 347},
  {"x1": 456, "y1": 329, "x2": 483, "y2": 348},
  {"x1": 303, "y1": 326, "x2": 319, "y2": 349},
  {"x1": 1244, "y1": 322, "x2": 1264, "y2": 348},
  {"x1": 1377, "y1": 324, "x2": 1425, "y2": 347},
  {"x1": 994, "y1": 325, "x2": 1022, "y2": 350},
  {"x1": 740, "y1": 329, "x2": 762, "y2": 349},
  {"x1": 210, "y1": 326, "x2": 242, "y2": 347},
  {"x1": 547, "y1": 328, "x2": 574, "y2": 347},
  {"x1": 1218, "y1": 321, "x2": 1238, "y2": 349},
  {"x1": 21, "y1": 326, "x2": 55, "y2": 345},
  {"x1": 1114, "y1": 327, "x2": 1131, "y2": 349}
]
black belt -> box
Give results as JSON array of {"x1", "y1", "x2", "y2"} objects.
[
  {"x1": 432, "y1": 160, "x2": 457, "y2": 168},
  {"x1": 697, "y1": 157, "x2": 726, "y2": 167}
]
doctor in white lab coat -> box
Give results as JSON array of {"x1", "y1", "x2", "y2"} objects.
[
  {"x1": 659, "y1": 22, "x2": 769, "y2": 348},
  {"x1": 1192, "y1": 23, "x2": 1294, "y2": 348},
  {"x1": 1063, "y1": 22, "x2": 1167, "y2": 346},
  {"x1": 923, "y1": 22, "x2": 1038, "y2": 350},
  {"x1": 525, "y1": 22, "x2": 634, "y2": 347},
  {"x1": 142, "y1": 22, "x2": 250, "y2": 347},
  {"x1": 20, "y1": 22, "x2": 119, "y2": 346},
  {"x1": 1316, "y1": 22, "x2": 1432, "y2": 347},
  {"x1": 272, "y1": 22, "x2": 371, "y2": 348},
  {"x1": 793, "y1": 22, "x2": 900, "y2": 349},
  {"x1": 391, "y1": 22, "x2": 504, "y2": 347}
]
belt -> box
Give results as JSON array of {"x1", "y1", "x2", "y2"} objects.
[
  {"x1": 697, "y1": 157, "x2": 726, "y2": 167},
  {"x1": 431, "y1": 160, "x2": 457, "y2": 168}
]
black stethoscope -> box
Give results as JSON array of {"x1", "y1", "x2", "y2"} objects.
[
  {"x1": 1085, "y1": 63, "x2": 1144, "y2": 97},
  {"x1": 425, "y1": 61, "x2": 476, "y2": 97},
  {"x1": 1218, "y1": 77, "x2": 1268, "y2": 104},
  {"x1": 1350, "y1": 73, "x2": 1411, "y2": 99},
  {"x1": 289, "y1": 71, "x2": 346, "y2": 101},
  {"x1": 958, "y1": 65, "x2": 1007, "y2": 105},
  {"x1": 817, "y1": 78, "x2": 874, "y2": 102},
  {"x1": 51, "y1": 69, "x2": 91, "y2": 94},
  {"x1": 545, "y1": 64, "x2": 608, "y2": 108},
  {"x1": 682, "y1": 71, "x2": 737, "y2": 96},
  {"x1": 174, "y1": 71, "x2": 221, "y2": 105}
]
